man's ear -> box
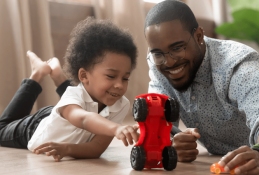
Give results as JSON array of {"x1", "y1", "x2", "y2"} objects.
[
  {"x1": 78, "y1": 68, "x2": 89, "y2": 84},
  {"x1": 194, "y1": 26, "x2": 204, "y2": 46}
]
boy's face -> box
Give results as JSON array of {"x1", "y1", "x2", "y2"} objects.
[
  {"x1": 83, "y1": 52, "x2": 131, "y2": 109},
  {"x1": 145, "y1": 20, "x2": 203, "y2": 92}
]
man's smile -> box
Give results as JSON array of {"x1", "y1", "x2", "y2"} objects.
[{"x1": 164, "y1": 63, "x2": 187, "y2": 80}]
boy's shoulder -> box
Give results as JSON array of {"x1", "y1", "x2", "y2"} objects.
[{"x1": 62, "y1": 83, "x2": 93, "y2": 103}]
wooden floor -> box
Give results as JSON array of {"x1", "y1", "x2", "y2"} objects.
[{"x1": 0, "y1": 120, "x2": 222, "y2": 175}]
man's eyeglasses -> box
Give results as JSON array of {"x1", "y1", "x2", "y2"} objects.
[{"x1": 147, "y1": 28, "x2": 196, "y2": 65}]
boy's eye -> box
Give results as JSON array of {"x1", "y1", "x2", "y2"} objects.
[
  {"x1": 106, "y1": 75, "x2": 115, "y2": 78},
  {"x1": 123, "y1": 78, "x2": 129, "y2": 81}
]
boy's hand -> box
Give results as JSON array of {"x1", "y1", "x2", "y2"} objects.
[
  {"x1": 218, "y1": 146, "x2": 259, "y2": 175},
  {"x1": 115, "y1": 125, "x2": 139, "y2": 146},
  {"x1": 172, "y1": 128, "x2": 200, "y2": 162},
  {"x1": 33, "y1": 142, "x2": 68, "y2": 162}
]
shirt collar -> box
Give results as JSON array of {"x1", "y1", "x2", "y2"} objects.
[
  {"x1": 193, "y1": 36, "x2": 212, "y2": 86},
  {"x1": 78, "y1": 82, "x2": 126, "y2": 114}
]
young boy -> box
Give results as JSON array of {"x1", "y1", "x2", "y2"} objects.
[{"x1": 0, "y1": 17, "x2": 139, "y2": 162}]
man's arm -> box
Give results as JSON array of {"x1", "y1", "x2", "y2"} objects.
[{"x1": 219, "y1": 53, "x2": 259, "y2": 175}]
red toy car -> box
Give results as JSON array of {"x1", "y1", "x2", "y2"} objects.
[
  {"x1": 210, "y1": 163, "x2": 238, "y2": 174},
  {"x1": 130, "y1": 93, "x2": 179, "y2": 171}
]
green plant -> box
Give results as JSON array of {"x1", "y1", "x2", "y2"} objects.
[{"x1": 215, "y1": 0, "x2": 259, "y2": 46}]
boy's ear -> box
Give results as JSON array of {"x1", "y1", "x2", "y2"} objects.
[{"x1": 78, "y1": 68, "x2": 89, "y2": 83}]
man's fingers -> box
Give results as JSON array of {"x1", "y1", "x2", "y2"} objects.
[
  {"x1": 219, "y1": 146, "x2": 252, "y2": 167},
  {"x1": 174, "y1": 133, "x2": 198, "y2": 142},
  {"x1": 245, "y1": 167, "x2": 259, "y2": 175},
  {"x1": 183, "y1": 128, "x2": 201, "y2": 138},
  {"x1": 236, "y1": 158, "x2": 259, "y2": 174},
  {"x1": 173, "y1": 141, "x2": 197, "y2": 150},
  {"x1": 177, "y1": 149, "x2": 199, "y2": 157},
  {"x1": 225, "y1": 150, "x2": 257, "y2": 172},
  {"x1": 178, "y1": 156, "x2": 198, "y2": 162}
]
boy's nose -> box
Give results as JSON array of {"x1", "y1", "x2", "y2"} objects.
[{"x1": 114, "y1": 80, "x2": 123, "y2": 89}]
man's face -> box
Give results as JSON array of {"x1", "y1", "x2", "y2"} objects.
[{"x1": 145, "y1": 20, "x2": 203, "y2": 92}]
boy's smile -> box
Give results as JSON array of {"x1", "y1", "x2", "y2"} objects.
[{"x1": 81, "y1": 52, "x2": 131, "y2": 112}]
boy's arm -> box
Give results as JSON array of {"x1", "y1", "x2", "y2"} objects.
[
  {"x1": 59, "y1": 104, "x2": 138, "y2": 146},
  {"x1": 33, "y1": 135, "x2": 113, "y2": 161},
  {"x1": 66, "y1": 135, "x2": 113, "y2": 159},
  {"x1": 60, "y1": 104, "x2": 118, "y2": 136}
]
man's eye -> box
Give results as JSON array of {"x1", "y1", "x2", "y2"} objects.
[
  {"x1": 152, "y1": 53, "x2": 163, "y2": 58},
  {"x1": 171, "y1": 45, "x2": 184, "y2": 51}
]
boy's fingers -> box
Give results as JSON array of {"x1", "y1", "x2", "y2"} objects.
[
  {"x1": 124, "y1": 129, "x2": 133, "y2": 145},
  {"x1": 35, "y1": 146, "x2": 53, "y2": 154},
  {"x1": 122, "y1": 137, "x2": 128, "y2": 146},
  {"x1": 34, "y1": 142, "x2": 50, "y2": 151},
  {"x1": 27, "y1": 50, "x2": 38, "y2": 58},
  {"x1": 46, "y1": 149, "x2": 58, "y2": 156},
  {"x1": 131, "y1": 131, "x2": 139, "y2": 143},
  {"x1": 133, "y1": 124, "x2": 139, "y2": 131},
  {"x1": 53, "y1": 155, "x2": 60, "y2": 162}
]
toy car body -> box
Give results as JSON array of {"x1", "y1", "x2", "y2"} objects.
[
  {"x1": 210, "y1": 163, "x2": 238, "y2": 174},
  {"x1": 130, "y1": 93, "x2": 179, "y2": 171}
]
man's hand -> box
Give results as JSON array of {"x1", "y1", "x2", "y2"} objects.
[
  {"x1": 218, "y1": 146, "x2": 259, "y2": 175},
  {"x1": 172, "y1": 128, "x2": 201, "y2": 162},
  {"x1": 114, "y1": 125, "x2": 139, "y2": 146},
  {"x1": 33, "y1": 142, "x2": 68, "y2": 162}
]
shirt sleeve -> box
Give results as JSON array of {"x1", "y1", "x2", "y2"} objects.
[
  {"x1": 53, "y1": 86, "x2": 86, "y2": 115},
  {"x1": 229, "y1": 51, "x2": 259, "y2": 146}
]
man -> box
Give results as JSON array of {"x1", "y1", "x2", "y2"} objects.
[{"x1": 145, "y1": 0, "x2": 259, "y2": 174}]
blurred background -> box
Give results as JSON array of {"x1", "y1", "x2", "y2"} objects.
[{"x1": 0, "y1": 0, "x2": 259, "y2": 122}]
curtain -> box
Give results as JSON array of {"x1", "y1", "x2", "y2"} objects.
[
  {"x1": 0, "y1": 0, "x2": 59, "y2": 114},
  {"x1": 92, "y1": 0, "x2": 150, "y2": 120}
]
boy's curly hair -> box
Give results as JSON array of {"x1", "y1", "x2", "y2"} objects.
[{"x1": 63, "y1": 17, "x2": 138, "y2": 85}]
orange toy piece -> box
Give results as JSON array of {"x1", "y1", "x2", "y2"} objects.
[{"x1": 210, "y1": 163, "x2": 239, "y2": 174}]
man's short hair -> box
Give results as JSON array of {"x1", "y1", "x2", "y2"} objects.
[{"x1": 144, "y1": 0, "x2": 198, "y2": 34}]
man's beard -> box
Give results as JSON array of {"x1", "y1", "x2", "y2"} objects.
[{"x1": 167, "y1": 47, "x2": 203, "y2": 92}]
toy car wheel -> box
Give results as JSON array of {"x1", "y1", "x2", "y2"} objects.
[
  {"x1": 164, "y1": 98, "x2": 179, "y2": 122},
  {"x1": 215, "y1": 168, "x2": 221, "y2": 174},
  {"x1": 132, "y1": 98, "x2": 148, "y2": 122},
  {"x1": 162, "y1": 146, "x2": 177, "y2": 171},
  {"x1": 130, "y1": 146, "x2": 146, "y2": 171}
]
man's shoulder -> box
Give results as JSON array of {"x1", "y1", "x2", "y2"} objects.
[{"x1": 204, "y1": 36, "x2": 258, "y2": 70}]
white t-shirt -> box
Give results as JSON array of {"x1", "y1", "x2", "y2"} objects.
[{"x1": 27, "y1": 83, "x2": 130, "y2": 151}]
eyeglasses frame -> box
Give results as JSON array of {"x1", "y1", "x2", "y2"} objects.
[{"x1": 147, "y1": 28, "x2": 197, "y2": 65}]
